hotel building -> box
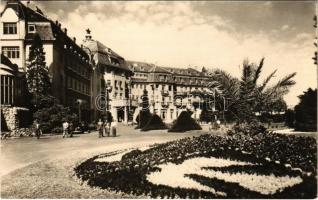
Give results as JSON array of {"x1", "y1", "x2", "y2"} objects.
[{"x1": 127, "y1": 61, "x2": 212, "y2": 123}]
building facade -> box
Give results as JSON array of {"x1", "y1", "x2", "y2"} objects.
[
  {"x1": 82, "y1": 31, "x2": 133, "y2": 123},
  {"x1": 0, "y1": 1, "x2": 92, "y2": 121},
  {"x1": 127, "y1": 61, "x2": 212, "y2": 123}
]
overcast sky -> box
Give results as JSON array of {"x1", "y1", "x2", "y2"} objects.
[{"x1": 2, "y1": 1, "x2": 317, "y2": 106}]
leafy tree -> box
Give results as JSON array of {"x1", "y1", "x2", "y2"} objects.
[
  {"x1": 294, "y1": 88, "x2": 317, "y2": 131},
  {"x1": 26, "y1": 34, "x2": 51, "y2": 101}
]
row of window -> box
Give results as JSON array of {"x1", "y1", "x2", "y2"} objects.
[
  {"x1": 114, "y1": 80, "x2": 124, "y2": 90},
  {"x1": 67, "y1": 76, "x2": 89, "y2": 95},
  {"x1": 134, "y1": 73, "x2": 148, "y2": 78},
  {"x1": 2, "y1": 46, "x2": 20, "y2": 59},
  {"x1": 113, "y1": 92, "x2": 124, "y2": 99},
  {"x1": 67, "y1": 60, "x2": 90, "y2": 79},
  {"x1": 3, "y1": 23, "x2": 36, "y2": 35}
]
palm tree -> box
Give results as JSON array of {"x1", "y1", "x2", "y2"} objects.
[{"x1": 207, "y1": 58, "x2": 296, "y2": 122}]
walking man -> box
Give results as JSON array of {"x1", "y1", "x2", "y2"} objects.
[
  {"x1": 34, "y1": 120, "x2": 42, "y2": 139},
  {"x1": 62, "y1": 120, "x2": 69, "y2": 138}
]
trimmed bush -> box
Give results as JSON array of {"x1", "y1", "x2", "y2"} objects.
[
  {"x1": 168, "y1": 111, "x2": 202, "y2": 132},
  {"x1": 141, "y1": 114, "x2": 167, "y2": 131},
  {"x1": 135, "y1": 110, "x2": 152, "y2": 129}
]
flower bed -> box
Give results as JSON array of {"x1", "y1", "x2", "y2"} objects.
[{"x1": 74, "y1": 132, "x2": 316, "y2": 198}]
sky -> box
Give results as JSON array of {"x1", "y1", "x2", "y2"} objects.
[{"x1": 1, "y1": 1, "x2": 317, "y2": 107}]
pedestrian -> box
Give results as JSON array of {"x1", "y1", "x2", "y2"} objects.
[
  {"x1": 103, "y1": 120, "x2": 109, "y2": 137},
  {"x1": 34, "y1": 120, "x2": 42, "y2": 139},
  {"x1": 106, "y1": 111, "x2": 113, "y2": 128},
  {"x1": 97, "y1": 118, "x2": 103, "y2": 138},
  {"x1": 69, "y1": 122, "x2": 74, "y2": 137},
  {"x1": 62, "y1": 120, "x2": 69, "y2": 138}
]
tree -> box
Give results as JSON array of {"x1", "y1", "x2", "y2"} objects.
[
  {"x1": 141, "y1": 89, "x2": 149, "y2": 111},
  {"x1": 207, "y1": 58, "x2": 296, "y2": 123},
  {"x1": 294, "y1": 88, "x2": 317, "y2": 131},
  {"x1": 285, "y1": 109, "x2": 295, "y2": 128},
  {"x1": 33, "y1": 95, "x2": 78, "y2": 133},
  {"x1": 26, "y1": 34, "x2": 51, "y2": 106}
]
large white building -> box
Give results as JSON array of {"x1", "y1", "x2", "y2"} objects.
[{"x1": 127, "y1": 61, "x2": 212, "y2": 123}]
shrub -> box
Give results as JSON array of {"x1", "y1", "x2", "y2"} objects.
[
  {"x1": 141, "y1": 114, "x2": 167, "y2": 131},
  {"x1": 168, "y1": 111, "x2": 202, "y2": 132},
  {"x1": 228, "y1": 120, "x2": 267, "y2": 136},
  {"x1": 135, "y1": 110, "x2": 152, "y2": 129},
  {"x1": 33, "y1": 95, "x2": 78, "y2": 133}
]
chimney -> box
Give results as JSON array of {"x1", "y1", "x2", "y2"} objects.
[
  {"x1": 58, "y1": 23, "x2": 61, "y2": 28},
  {"x1": 55, "y1": 20, "x2": 58, "y2": 25},
  {"x1": 64, "y1": 28, "x2": 67, "y2": 35},
  {"x1": 73, "y1": 37, "x2": 76, "y2": 43}
]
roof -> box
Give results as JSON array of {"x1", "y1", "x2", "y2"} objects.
[
  {"x1": 148, "y1": 66, "x2": 171, "y2": 74},
  {"x1": 25, "y1": 23, "x2": 55, "y2": 41},
  {"x1": 82, "y1": 39, "x2": 131, "y2": 73},
  {"x1": 126, "y1": 60, "x2": 154, "y2": 72},
  {"x1": 1, "y1": 1, "x2": 48, "y2": 22},
  {"x1": 0, "y1": 54, "x2": 18, "y2": 76}
]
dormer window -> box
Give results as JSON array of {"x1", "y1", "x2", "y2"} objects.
[{"x1": 28, "y1": 24, "x2": 36, "y2": 33}]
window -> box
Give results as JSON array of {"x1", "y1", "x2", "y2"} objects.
[
  {"x1": 28, "y1": 24, "x2": 36, "y2": 33},
  {"x1": 2, "y1": 47, "x2": 19, "y2": 58},
  {"x1": 3, "y1": 23, "x2": 17, "y2": 34}
]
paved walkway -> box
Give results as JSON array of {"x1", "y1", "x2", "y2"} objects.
[{"x1": 1, "y1": 125, "x2": 209, "y2": 176}]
